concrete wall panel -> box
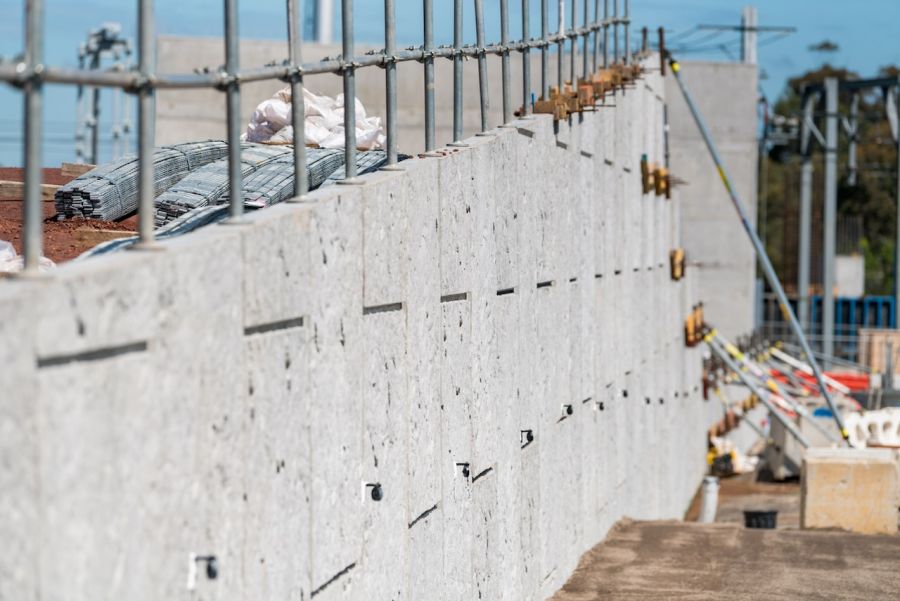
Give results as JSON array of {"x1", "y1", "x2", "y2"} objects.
[{"x1": 0, "y1": 57, "x2": 721, "y2": 601}]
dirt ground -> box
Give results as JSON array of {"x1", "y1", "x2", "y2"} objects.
[{"x1": 0, "y1": 167, "x2": 137, "y2": 263}]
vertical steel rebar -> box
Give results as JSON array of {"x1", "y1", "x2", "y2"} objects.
[
  {"x1": 500, "y1": 0, "x2": 511, "y2": 124},
  {"x1": 541, "y1": 0, "x2": 548, "y2": 97},
  {"x1": 623, "y1": 0, "x2": 630, "y2": 64},
  {"x1": 474, "y1": 0, "x2": 489, "y2": 132},
  {"x1": 224, "y1": 0, "x2": 243, "y2": 219},
  {"x1": 581, "y1": 0, "x2": 589, "y2": 80},
  {"x1": 341, "y1": 0, "x2": 358, "y2": 179},
  {"x1": 592, "y1": 0, "x2": 600, "y2": 72},
  {"x1": 136, "y1": 0, "x2": 156, "y2": 245},
  {"x1": 569, "y1": 0, "x2": 576, "y2": 85},
  {"x1": 423, "y1": 0, "x2": 435, "y2": 150},
  {"x1": 641, "y1": 26, "x2": 647, "y2": 54},
  {"x1": 557, "y1": 0, "x2": 564, "y2": 89},
  {"x1": 602, "y1": 0, "x2": 609, "y2": 68},
  {"x1": 453, "y1": 0, "x2": 463, "y2": 141},
  {"x1": 612, "y1": 0, "x2": 618, "y2": 64},
  {"x1": 522, "y1": 0, "x2": 531, "y2": 114},
  {"x1": 384, "y1": 0, "x2": 398, "y2": 164},
  {"x1": 22, "y1": 0, "x2": 44, "y2": 271},
  {"x1": 287, "y1": 0, "x2": 308, "y2": 197},
  {"x1": 657, "y1": 26, "x2": 665, "y2": 75}
]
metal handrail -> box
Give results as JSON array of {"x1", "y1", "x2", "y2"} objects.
[{"x1": 6, "y1": 0, "x2": 633, "y2": 272}]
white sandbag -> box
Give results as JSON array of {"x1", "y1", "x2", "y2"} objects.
[
  {"x1": 244, "y1": 87, "x2": 385, "y2": 150},
  {"x1": 0, "y1": 239, "x2": 55, "y2": 273}
]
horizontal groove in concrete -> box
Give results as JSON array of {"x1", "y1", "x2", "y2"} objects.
[
  {"x1": 363, "y1": 302, "x2": 404, "y2": 315},
  {"x1": 244, "y1": 316, "x2": 305, "y2": 336},
  {"x1": 36, "y1": 341, "x2": 148, "y2": 369}
]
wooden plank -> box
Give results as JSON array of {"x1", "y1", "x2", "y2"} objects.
[
  {"x1": 60, "y1": 162, "x2": 95, "y2": 179},
  {"x1": 73, "y1": 227, "x2": 135, "y2": 247},
  {"x1": 0, "y1": 181, "x2": 59, "y2": 202}
]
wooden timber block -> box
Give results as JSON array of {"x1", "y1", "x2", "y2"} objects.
[
  {"x1": 576, "y1": 81, "x2": 595, "y2": 106},
  {"x1": 0, "y1": 180, "x2": 59, "y2": 202},
  {"x1": 74, "y1": 226, "x2": 135, "y2": 247},
  {"x1": 60, "y1": 162, "x2": 96, "y2": 179},
  {"x1": 640, "y1": 157, "x2": 654, "y2": 194},
  {"x1": 533, "y1": 97, "x2": 567, "y2": 121},
  {"x1": 655, "y1": 167, "x2": 669, "y2": 197}
]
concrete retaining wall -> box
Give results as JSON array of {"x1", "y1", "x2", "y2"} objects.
[
  {"x1": 666, "y1": 61, "x2": 759, "y2": 340},
  {"x1": 1, "y1": 63, "x2": 710, "y2": 601}
]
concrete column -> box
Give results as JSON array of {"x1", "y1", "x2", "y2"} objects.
[{"x1": 822, "y1": 77, "x2": 839, "y2": 359}]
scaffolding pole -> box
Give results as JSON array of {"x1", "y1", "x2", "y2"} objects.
[
  {"x1": 667, "y1": 55, "x2": 850, "y2": 443},
  {"x1": 706, "y1": 333, "x2": 811, "y2": 448}
]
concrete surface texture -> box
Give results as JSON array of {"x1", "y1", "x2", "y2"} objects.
[
  {"x1": 666, "y1": 61, "x2": 759, "y2": 340},
  {"x1": 801, "y1": 447, "x2": 900, "y2": 534},
  {"x1": 0, "y1": 61, "x2": 717, "y2": 601},
  {"x1": 550, "y1": 519, "x2": 900, "y2": 601}
]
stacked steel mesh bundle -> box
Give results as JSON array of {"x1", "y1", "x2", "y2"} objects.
[
  {"x1": 319, "y1": 151, "x2": 398, "y2": 187},
  {"x1": 153, "y1": 145, "x2": 293, "y2": 226},
  {"x1": 81, "y1": 205, "x2": 233, "y2": 258},
  {"x1": 232, "y1": 148, "x2": 344, "y2": 208},
  {"x1": 54, "y1": 140, "x2": 230, "y2": 221}
]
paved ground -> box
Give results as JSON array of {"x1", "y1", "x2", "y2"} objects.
[
  {"x1": 684, "y1": 471, "x2": 801, "y2": 529},
  {"x1": 550, "y1": 519, "x2": 900, "y2": 600}
]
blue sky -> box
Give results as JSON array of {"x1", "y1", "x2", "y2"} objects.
[{"x1": 1, "y1": 0, "x2": 899, "y2": 166}]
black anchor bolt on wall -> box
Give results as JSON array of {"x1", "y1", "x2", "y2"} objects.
[
  {"x1": 645, "y1": 397, "x2": 651, "y2": 405},
  {"x1": 456, "y1": 462, "x2": 470, "y2": 479},
  {"x1": 596, "y1": 400, "x2": 605, "y2": 412},
  {"x1": 520, "y1": 429, "x2": 534, "y2": 446},
  {"x1": 562, "y1": 404, "x2": 574, "y2": 417},
  {"x1": 195, "y1": 555, "x2": 218, "y2": 581},
  {"x1": 365, "y1": 482, "x2": 384, "y2": 501}
]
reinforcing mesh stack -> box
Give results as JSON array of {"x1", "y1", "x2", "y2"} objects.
[{"x1": 54, "y1": 140, "x2": 230, "y2": 221}]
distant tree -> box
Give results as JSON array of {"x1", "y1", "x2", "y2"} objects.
[
  {"x1": 808, "y1": 40, "x2": 840, "y2": 53},
  {"x1": 762, "y1": 63, "x2": 899, "y2": 295}
]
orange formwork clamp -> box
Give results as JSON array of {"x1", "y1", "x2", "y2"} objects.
[{"x1": 670, "y1": 248, "x2": 685, "y2": 281}]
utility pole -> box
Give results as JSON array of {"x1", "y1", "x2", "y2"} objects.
[
  {"x1": 823, "y1": 77, "x2": 839, "y2": 361},
  {"x1": 697, "y1": 10, "x2": 794, "y2": 65},
  {"x1": 315, "y1": 0, "x2": 333, "y2": 44},
  {"x1": 888, "y1": 85, "x2": 900, "y2": 323},
  {"x1": 740, "y1": 5, "x2": 757, "y2": 65},
  {"x1": 797, "y1": 92, "x2": 817, "y2": 333}
]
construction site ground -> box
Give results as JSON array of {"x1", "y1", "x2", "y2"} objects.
[
  {"x1": 552, "y1": 469, "x2": 900, "y2": 600},
  {"x1": 0, "y1": 167, "x2": 137, "y2": 263}
]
